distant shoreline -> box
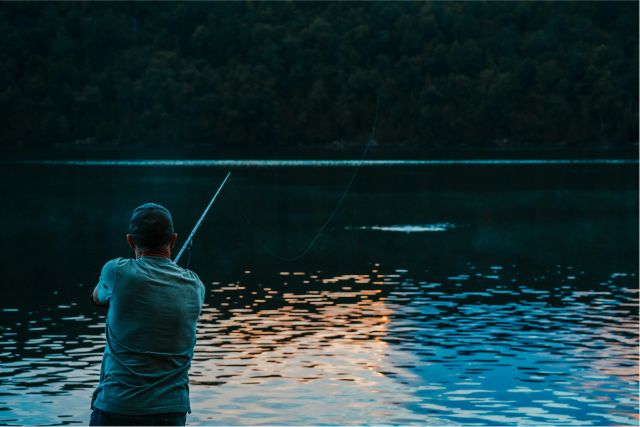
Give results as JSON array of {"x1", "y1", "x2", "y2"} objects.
[{"x1": 2, "y1": 144, "x2": 637, "y2": 164}]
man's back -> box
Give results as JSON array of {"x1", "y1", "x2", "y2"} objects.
[{"x1": 92, "y1": 256, "x2": 204, "y2": 415}]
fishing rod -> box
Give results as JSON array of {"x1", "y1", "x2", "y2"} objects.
[{"x1": 174, "y1": 171, "x2": 231, "y2": 265}]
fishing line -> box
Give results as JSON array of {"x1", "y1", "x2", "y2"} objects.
[
  {"x1": 186, "y1": 240, "x2": 192, "y2": 270},
  {"x1": 232, "y1": 95, "x2": 381, "y2": 261}
]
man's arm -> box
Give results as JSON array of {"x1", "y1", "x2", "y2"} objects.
[
  {"x1": 92, "y1": 284, "x2": 109, "y2": 308},
  {"x1": 92, "y1": 260, "x2": 117, "y2": 308}
]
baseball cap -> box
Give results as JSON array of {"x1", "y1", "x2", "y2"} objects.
[{"x1": 129, "y1": 203, "x2": 174, "y2": 247}]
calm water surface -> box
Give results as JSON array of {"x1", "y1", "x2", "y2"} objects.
[{"x1": 0, "y1": 155, "x2": 637, "y2": 425}]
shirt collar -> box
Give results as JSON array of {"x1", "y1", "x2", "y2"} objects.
[{"x1": 138, "y1": 255, "x2": 174, "y2": 263}]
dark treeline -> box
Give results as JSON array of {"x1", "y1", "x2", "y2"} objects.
[{"x1": 0, "y1": 2, "x2": 637, "y2": 147}]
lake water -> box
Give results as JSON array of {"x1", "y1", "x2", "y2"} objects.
[{"x1": 0, "y1": 149, "x2": 638, "y2": 425}]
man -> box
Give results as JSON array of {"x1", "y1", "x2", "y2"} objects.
[{"x1": 90, "y1": 203, "x2": 205, "y2": 426}]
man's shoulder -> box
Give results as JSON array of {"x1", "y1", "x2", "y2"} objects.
[
  {"x1": 108, "y1": 257, "x2": 131, "y2": 264},
  {"x1": 103, "y1": 257, "x2": 133, "y2": 270},
  {"x1": 176, "y1": 266, "x2": 204, "y2": 286}
]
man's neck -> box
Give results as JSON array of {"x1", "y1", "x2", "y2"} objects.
[{"x1": 135, "y1": 249, "x2": 171, "y2": 259}]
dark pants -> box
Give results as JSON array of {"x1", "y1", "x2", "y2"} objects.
[{"x1": 90, "y1": 408, "x2": 186, "y2": 426}]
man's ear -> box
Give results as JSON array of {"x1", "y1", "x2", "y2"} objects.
[
  {"x1": 126, "y1": 234, "x2": 137, "y2": 250},
  {"x1": 169, "y1": 233, "x2": 178, "y2": 249}
]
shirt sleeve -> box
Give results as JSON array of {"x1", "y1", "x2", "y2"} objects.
[
  {"x1": 96, "y1": 260, "x2": 117, "y2": 305},
  {"x1": 191, "y1": 271, "x2": 205, "y2": 306}
]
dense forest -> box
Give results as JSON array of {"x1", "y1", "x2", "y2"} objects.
[{"x1": 0, "y1": 2, "x2": 637, "y2": 148}]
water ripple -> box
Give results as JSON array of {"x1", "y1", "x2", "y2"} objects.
[{"x1": 0, "y1": 264, "x2": 637, "y2": 425}]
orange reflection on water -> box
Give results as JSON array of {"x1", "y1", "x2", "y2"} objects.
[
  {"x1": 192, "y1": 280, "x2": 400, "y2": 389},
  {"x1": 188, "y1": 269, "x2": 434, "y2": 425}
]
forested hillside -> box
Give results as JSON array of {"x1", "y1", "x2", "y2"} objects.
[{"x1": 0, "y1": 2, "x2": 637, "y2": 147}]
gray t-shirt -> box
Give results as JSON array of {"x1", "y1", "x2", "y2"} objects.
[{"x1": 91, "y1": 256, "x2": 205, "y2": 415}]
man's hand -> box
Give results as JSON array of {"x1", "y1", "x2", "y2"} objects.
[{"x1": 92, "y1": 285, "x2": 109, "y2": 308}]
